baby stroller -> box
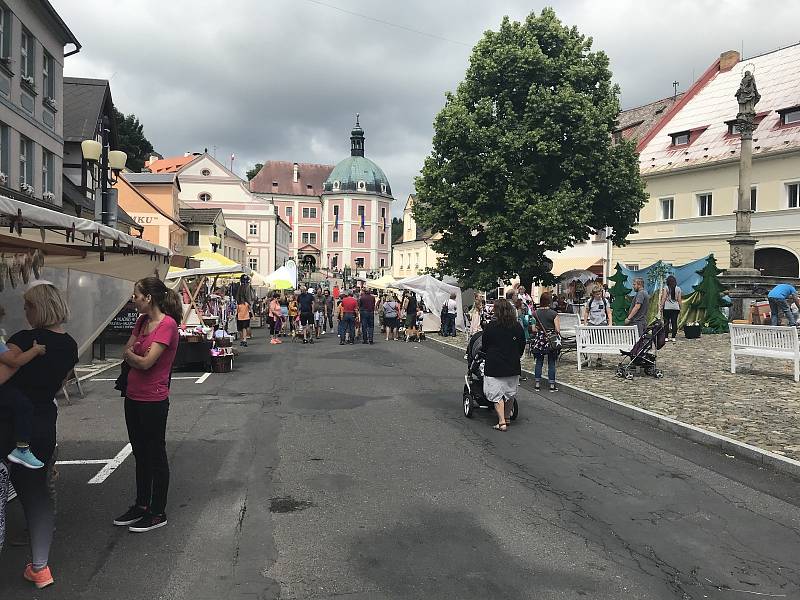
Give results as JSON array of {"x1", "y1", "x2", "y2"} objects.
[
  {"x1": 616, "y1": 319, "x2": 666, "y2": 380},
  {"x1": 462, "y1": 330, "x2": 519, "y2": 420}
]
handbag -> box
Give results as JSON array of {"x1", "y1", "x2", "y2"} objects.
[
  {"x1": 534, "y1": 309, "x2": 561, "y2": 353},
  {"x1": 114, "y1": 361, "x2": 131, "y2": 398}
]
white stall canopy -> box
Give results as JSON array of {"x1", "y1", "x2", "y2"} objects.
[{"x1": 396, "y1": 274, "x2": 465, "y2": 332}]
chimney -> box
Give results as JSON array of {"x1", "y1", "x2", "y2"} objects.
[
  {"x1": 293, "y1": 163, "x2": 299, "y2": 183},
  {"x1": 719, "y1": 50, "x2": 740, "y2": 73}
]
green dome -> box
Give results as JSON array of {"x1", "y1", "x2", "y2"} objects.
[{"x1": 323, "y1": 155, "x2": 393, "y2": 197}]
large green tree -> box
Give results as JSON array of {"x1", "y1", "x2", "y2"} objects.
[
  {"x1": 413, "y1": 9, "x2": 646, "y2": 290},
  {"x1": 112, "y1": 107, "x2": 154, "y2": 173},
  {"x1": 391, "y1": 217, "x2": 403, "y2": 243},
  {"x1": 247, "y1": 163, "x2": 263, "y2": 180}
]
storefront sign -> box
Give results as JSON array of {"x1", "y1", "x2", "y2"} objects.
[
  {"x1": 129, "y1": 212, "x2": 169, "y2": 227},
  {"x1": 108, "y1": 301, "x2": 139, "y2": 331}
]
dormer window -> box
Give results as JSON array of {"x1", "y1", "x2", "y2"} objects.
[
  {"x1": 779, "y1": 106, "x2": 800, "y2": 126},
  {"x1": 727, "y1": 121, "x2": 741, "y2": 135},
  {"x1": 357, "y1": 180, "x2": 366, "y2": 191},
  {"x1": 333, "y1": 180, "x2": 340, "y2": 190},
  {"x1": 670, "y1": 131, "x2": 690, "y2": 146},
  {"x1": 380, "y1": 183, "x2": 386, "y2": 194}
]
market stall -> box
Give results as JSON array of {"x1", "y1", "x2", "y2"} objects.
[{"x1": 396, "y1": 274, "x2": 465, "y2": 332}]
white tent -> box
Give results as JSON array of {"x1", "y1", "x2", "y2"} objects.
[
  {"x1": 368, "y1": 273, "x2": 399, "y2": 290},
  {"x1": 262, "y1": 260, "x2": 298, "y2": 289},
  {"x1": 396, "y1": 274, "x2": 465, "y2": 332}
]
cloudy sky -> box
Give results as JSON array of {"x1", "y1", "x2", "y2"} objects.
[{"x1": 55, "y1": 0, "x2": 798, "y2": 216}]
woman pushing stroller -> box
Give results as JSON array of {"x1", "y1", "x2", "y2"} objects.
[{"x1": 481, "y1": 298, "x2": 526, "y2": 431}]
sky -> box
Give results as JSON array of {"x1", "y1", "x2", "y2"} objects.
[{"x1": 54, "y1": 0, "x2": 799, "y2": 217}]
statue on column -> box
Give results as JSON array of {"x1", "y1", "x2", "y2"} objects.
[{"x1": 735, "y1": 71, "x2": 760, "y2": 135}]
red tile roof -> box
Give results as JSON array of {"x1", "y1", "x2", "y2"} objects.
[
  {"x1": 250, "y1": 161, "x2": 334, "y2": 196},
  {"x1": 146, "y1": 154, "x2": 201, "y2": 173}
]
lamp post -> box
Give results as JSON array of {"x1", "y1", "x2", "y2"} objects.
[
  {"x1": 81, "y1": 115, "x2": 126, "y2": 226},
  {"x1": 209, "y1": 224, "x2": 221, "y2": 253}
]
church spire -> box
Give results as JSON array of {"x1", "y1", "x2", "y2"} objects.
[{"x1": 350, "y1": 113, "x2": 365, "y2": 157}]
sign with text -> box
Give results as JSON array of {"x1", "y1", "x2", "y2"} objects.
[
  {"x1": 129, "y1": 212, "x2": 169, "y2": 227},
  {"x1": 108, "y1": 302, "x2": 139, "y2": 331}
]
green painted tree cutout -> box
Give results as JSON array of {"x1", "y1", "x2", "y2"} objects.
[
  {"x1": 609, "y1": 263, "x2": 632, "y2": 325},
  {"x1": 680, "y1": 254, "x2": 730, "y2": 333}
]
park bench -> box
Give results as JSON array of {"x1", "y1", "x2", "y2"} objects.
[
  {"x1": 575, "y1": 325, "x2": 639, "y2": 371},
  {"x1": 729, "y1": 323, "x2": 800, "y2": 382}
]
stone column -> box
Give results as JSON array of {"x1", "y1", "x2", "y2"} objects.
[{"x1": 726, "y1": 70, "x2": 760, "y2": 278}]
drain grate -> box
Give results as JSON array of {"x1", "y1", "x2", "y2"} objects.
[{"x1": 269, "y1": 496, "x2": 314, "y2": 513}]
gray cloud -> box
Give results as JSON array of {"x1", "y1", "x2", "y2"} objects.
[{"x1": 54, "y1": 0, "x2": 799, "y2": 216}]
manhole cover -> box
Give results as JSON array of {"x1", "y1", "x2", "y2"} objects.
[{"x1": 269, "y1": 496, "x2": 314, "y2": 513}]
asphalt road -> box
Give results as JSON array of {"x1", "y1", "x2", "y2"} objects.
[{"x1": 1, "y1": 327, "x2": 800, "y2": 599}]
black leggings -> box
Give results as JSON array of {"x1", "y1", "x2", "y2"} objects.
[
  {"x1": 125, "y1": 398, "x2": 170, "y2": 515},
  {"x1": 663, "y1": 309, "x2": 680, "y2": 339}
]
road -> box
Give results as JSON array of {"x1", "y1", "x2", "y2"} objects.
[{"x1": 1, "y1": 327, "x2": 799, "y2": 599}]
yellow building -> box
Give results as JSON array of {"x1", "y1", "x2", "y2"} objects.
[
  {"x1": 392, "y1": 194, "x2": 443, "y2": 279},
  {"x1": 614, "y1": 45, "x2": 800, "y2": 277}
]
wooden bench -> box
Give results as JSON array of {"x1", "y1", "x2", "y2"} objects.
[
  {"x1": 729, "y1": 323, "x2": 800, "y2": 382},
  {"x1": 575, "y1": 325, "x2": 639, "y2": 371}
]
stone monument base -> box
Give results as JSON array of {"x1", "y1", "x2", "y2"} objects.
[{"x1": 719, "y1": 274, "x2": 800, "y2": 321}]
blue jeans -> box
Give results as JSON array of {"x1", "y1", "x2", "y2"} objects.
[
  {"x1": 769, "y1": 298, "x2": 796, "y2": 326},
  {"x1": 534, "y1": 351, "x2": 557, "y2": 383},
  {"x1": 360, "y1": 310, "x2": 374, "y2": 342},
  {"x1": 343, "y1": 313, "x2": 356, "y2": 341}
]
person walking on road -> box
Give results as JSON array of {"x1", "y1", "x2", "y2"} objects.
[
  {"x1": 0, "y1": 283, "x2": 78, "y2": 588},
  {"x1": 115, "y1": 277, "x2": 180, "y2": 534},
  {"x1": 359, "y1": 287, "x2": 376, "y2": 344},
  {"x1": 482, "y1": 298, "x2": 526, "y2": 432},
  {"x1": 269, "y1": 293, "x2": 283, "y2": 345},
  {"x1": 445, "y1": 293, "x2": 458, "y2": 337},
  {"x1": 659, "y1": 275, "x2": 682, "y2": 341},
  {"x1": 323, "y1": 289, "x2": 334, "y2": 333},
  {"x1": 297, "y1": 286, "x2": 316, "y2": 344},
  {"x1": 625, "y1": 278, "x2": 650, "y2": 337},
  {"x1": 383, "y1": 293, "x2": 400, "y2": 340},
  {"x1": 532, "y1": 292, "x2": 561, "y2": 392},
  {"x1": 236, "y1": 296, "x2": 251, "y2": 347},
  {"x1": 767, "y1": 283, "x2": 800, "y2": 326},
  {"x1": 340, "y1": 290, "x2": 358, "y2": 344},
  {"x1": 403, "y1": 292, "x2": 418, "y2": 342}
]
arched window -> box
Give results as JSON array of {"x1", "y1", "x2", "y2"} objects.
[
  {"x1": 380, "y1": 183, "x2": 386, "y2": 194},
  {"x1": 333, "y1": 180, "x2": 340, "y2": 191},
  {"x1": 198, "y1": 192, "x2": 211, "y2": 202},
  {"x1": 357, "y1": 180, "x2": 366, "y2": 191}
]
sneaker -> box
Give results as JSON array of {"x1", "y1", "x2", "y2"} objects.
[
  {"x1": 7, "y1": 447, "x2": 44, "y2": 469},
  {"x1": 243, "y1": 341, "x2": 248, "y2": 347},
  {"x1": 534, "y1": 381, "x2": 540, "y2": 391},
  {"x1": 321, "y1": 331, "x2": 326, "y2": 335},
  {"x1": 114, "y1": 504, "x2": 148, "y2": 526},
  {"x1": 275, "y1": 339, "x2": 282, "y2": 344},
  {"x1": 128, "y1": 512, "x2": 167, "y2": 533},
  {"x1": 303, "y1": 339, "x2": 308, "y2": 344},
  {"x1": 309, "y1": 338, "x2": 315, "y2": 344},
  {"x1": 23, "y1": 564, "x2": 54, "y2": 589},
  {"x1": 549, "y1": 383, "x2": 558, "y2": 392}
]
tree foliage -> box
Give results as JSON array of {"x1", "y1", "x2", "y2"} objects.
[
  {"x1": 413, "y1": 8, "x2": 647, "y2": 290},
  {"x1": 112, "y1": 107, "x2": 154, "y2": 173},
  {"x1": 680, "y1": 254, "x2": 730, "y2": 333},
  {"x1": 391, "y1": 217, "x2": 403, "y2": 243},
  {"x1": 609, "y1": 263, "x2": 632, "y2": 325},
  {"x1": 247, "y1": 163, "x2": 264, "y2": 181}
]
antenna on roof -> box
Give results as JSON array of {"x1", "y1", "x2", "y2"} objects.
[{"x1": 672, "y1": 80, "x2": 680, "y2": 100}]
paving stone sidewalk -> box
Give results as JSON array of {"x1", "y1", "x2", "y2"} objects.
[{"x1": 432, "y1": 330, "x2": 800, "y2": 462}]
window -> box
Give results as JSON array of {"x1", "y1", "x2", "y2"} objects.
[
  {"x1": 302, "y1": 207, "x2": 317, "y2": 219},
  {"x1": 0, "y1": 122, "x2": 8, "y2": 178},
  {"x1": 333, "y1": 205, "x2": 339, "y2": 217},
  {"x1": 357, "y1": 231, "x2": 365, "y2": 244},
  {"x1": 249, "y1": 258, "x2": 258, "y2": 272},
  {"x1": 660, "y1": 197, "x2": 674, "y2": 220},
  {"x1": 697, "y1": 193, "x2": 713, "y2": 217},
  {"x1": 187, "y1": 231, "x2": 200, "y2": 246},
  {"x1": 380, "y1": 232, "x2": 385, "y2": 245},
  {"x1": 415, "y1": 252, "x2": 420, "y2": 267},
  {"x1": 42, "y1": 148, "x2": 53, "y2": 193},
  {"x1": 19, "y1": 136, "x2": 32, "y2": 186},
  {"x1": 357, "y1": 205, "x2": 365, "y2": 217},
  {"x1": 285, "y1": 206, "x2": 292, "y2": 217},
  {"x1": 626, "y1": 263, "x2": 639, "y2": 271},
  {"x1": 332, "y1": 230, "x2": 339, "y2": 242},
  {"x1": 289, "y1": 231, "x2": 293, "y2": 243},
  {"x1": 357, "y1": 180, "x2": 366, "y2": 191},
  {"x1": 355, "y1": 257, "x2": 364, "y2": 268},
  {"x1": 751, "y1": 187, "x2": 757, "y2": 212},
  {"x1": 0, "y1": 6, "x2": 10, "y2": 60},
  {"x1": 381, "y1": 207, "x2": 386, "y2": 218},
  {"x1": 198, "y1": 192, "x2": 211, "y2": 202},
  {"x1": 380, "y1": 258, "x2": 385, "y2": 268},
  {"x1": 201, "y1": 168, "x2": 211, "y2": 176},
  {"x1": 728, "y1": 121, "x2": 741, "y2": 135},
  {"x1": 248, "y1": 223, "x2": 258, "y2": 236},
  {"x1": 781, "y1": 109, "x2": 800, "y2": 126},
  {"x1": 381, "y1": 183, "x2": 387, "y2": 194},
  {"x1": 333, "y1": 180, "x2": 340, "y2": 190},
  {"x1": 42, "y1": 52, "x2": 54, "y2": 100},
  {"x1": 788, "y1": 183, "x2": 800, "y2": 208},
  {"x1": 20, "y1": 29, "x2": 33, "y2": 79},
  {"x1": 670, "y1": 132, "x2": 690, "y2": 146}
]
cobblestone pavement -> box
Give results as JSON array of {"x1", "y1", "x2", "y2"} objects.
[{"x1": 432, "y1": 330, "x2": 800, "y2": 462}]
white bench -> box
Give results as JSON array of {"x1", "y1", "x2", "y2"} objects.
[
  {"x1": 557, "y1": 313, "x2": 580, "y2": 338},
  {"x1": 575, "y1": 325, "x2": 639, "y2": 371},
  {"x1": 729, "y1": 324, "x2": 800, "y2": 382}
]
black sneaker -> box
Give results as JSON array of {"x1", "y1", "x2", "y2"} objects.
[
  {"x1": 309, "y1": 338, "x2": 314, "y2": 344},
  {"x1": 128, "y1": 512, "x2": 167, "y2": 533},
  {"x1": 549, "y1": 383, "x2": 558, "y2": 392},
  {"x1": 534, "y1": 381, "x2": 540, "y2": 391},
  {"x1": 303, "y1": 339, "x2": 308, "y2": 344},
  {"x1": 113, "y1": 505, "x2": 148, "y2": 526}
]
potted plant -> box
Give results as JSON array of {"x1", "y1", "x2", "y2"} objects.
[
  {"x1": 43, "y1": 96, "x2": 57, "y2": 110},
  {"x1": 19, "y1": 182, "x2": 34, "y2": 196},
  {"x1": 0, "y1": 172, "x2": 7, "y2": 186},
  {"x1": 684, "y1": 321, "x2": 701, "y2": 339},
  {"x1": 21, "y1": 74, "x2": 34, "y2": 90},
  {"x1": 43, "y1": 191, "x2": 55, "y2": 203}
]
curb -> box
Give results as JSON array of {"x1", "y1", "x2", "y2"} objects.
[{"x1": 427, "y1": 336, "x2": 800, "y2": 480}]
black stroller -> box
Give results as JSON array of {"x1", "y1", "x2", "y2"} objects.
[
  {"x1": 462, "y1": 330, "x2": 519, "y2": 419},
  {"x1": 616, "y1": 319, "x2": 666, "y2": 380}
]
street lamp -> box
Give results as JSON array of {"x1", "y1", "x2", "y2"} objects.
[
  {"x1": 209, "y1": 224, "x2": 221, "y2": 252},
  {"x1": 81, "y1": 115, "x2": 127, "y2": 226}
]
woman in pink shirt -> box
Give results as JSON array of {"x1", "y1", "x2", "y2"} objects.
[{"x1": 113, "y1": 277, "x2": 180, "y2": 533}]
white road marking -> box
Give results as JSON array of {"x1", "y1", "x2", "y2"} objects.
[
  {"x1": 87, "y1": 444, "x2": 132, "y2": 485},
  {"x1": 195, "y1": 372, "x2": 211, "y2": 384},
  {"x1": 55, "y1": 459, "x2": 108, "y2": 465},
  {"x1": 91, "y1": 376, "x2": 200, "y2": 382}
]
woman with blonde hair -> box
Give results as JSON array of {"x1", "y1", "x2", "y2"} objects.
[
  {"x1": 0, "y1": 282, "x2": 78, "y2": 588},
  {"x1": 114, "y1": 276, "x2": 180, "y2": 533},
  {"x1": 481, "y1": 298, "x2": 526, "y2": 431}
]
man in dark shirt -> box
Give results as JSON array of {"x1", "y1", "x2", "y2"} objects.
[
  {"x1": 358, "y1": 288, "x2": 377, "y2": 344},
  {"x1": 323, "y1": 290, "x2": 335, "y2": 332},
  {"x1": 297, "y1": 286, "x2": 316, "y2": 344}
]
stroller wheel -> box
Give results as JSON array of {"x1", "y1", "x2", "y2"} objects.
[
  {"x1": 625, "y1": 373, "x2": 634, "y2": 380},
  {"x1": 463, "y1": 385, "x2": 474, "y2": 418},
  {"x1": 509, "y1": 397, "x2": 519, "y2": 421},
  {"x1": 655, "y1": 370, "x2": 664, "y2": 379}
]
